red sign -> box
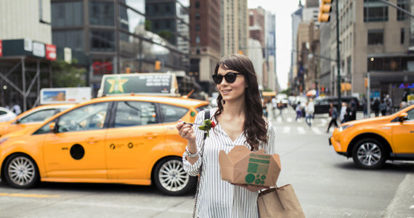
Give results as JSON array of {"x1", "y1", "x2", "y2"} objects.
[
  {"x1": 46, "y1": 44, "x2": 56, "y2": 61},
  {"x1": 92, "y1": 61, "x2": 113, "y2": 75},
  {"x1": 0, "y1": 40, "x2": 2, "y2": 57}
]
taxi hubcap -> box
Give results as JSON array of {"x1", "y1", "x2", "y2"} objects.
[
  {"x1": 357, "y1": 142, "x2": 382, "y2": 166},
  {"x1": 8, "y1": 156, "x2": 35, "y2": 186},
  {"x1": 159, "y1": 160, "x2": 189, "y2": 192}
]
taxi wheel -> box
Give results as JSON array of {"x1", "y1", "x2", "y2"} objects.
[
  {"x1": 352, "y1": 138, "x2": 386, "y2": 169},
  {"x1": 3, "y1": 154, "x2": 39, "y2": 188},
  {"x1": 153, "y1": 157, "x2": 196, "y2": 196}
]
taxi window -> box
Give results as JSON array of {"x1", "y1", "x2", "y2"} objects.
[
  {"x1": 19, "y1": 109, "x2": 57, "y2": 123},
  {"x1": 57, "y1": 103, "x2": 109, "y2": 132},
  {"x1": 407, "y1": 109, "x2": 414, "y2": 121},
  {"x1": 114, "y1": 101, "x2": 158, "y2": 127},
  {"x1": 160, "y1": 104, "x2": 188, "y2": 123},
  {"x1": 0, "y1": 110, "x2": 7, "y2": 115}
]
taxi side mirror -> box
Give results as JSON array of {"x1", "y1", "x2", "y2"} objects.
[
  {"x1": 398, "y1": 112, "x2": 408, "y2": 122},
  {"x1": 49, "y1": 122, "x2": 57, "y2": 132}
]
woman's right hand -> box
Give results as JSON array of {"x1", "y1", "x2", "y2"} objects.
[{"x1": 176, "y1": 121, "x2": 196, "y2": 145}]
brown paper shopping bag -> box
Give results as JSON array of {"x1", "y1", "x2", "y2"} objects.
[{"x1": 257, "y1": 184, "x2": 305, "y2": 218}]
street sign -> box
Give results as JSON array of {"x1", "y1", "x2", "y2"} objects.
[{"x1": 46, "y1": 44, "x2": 56, "y2": 61}]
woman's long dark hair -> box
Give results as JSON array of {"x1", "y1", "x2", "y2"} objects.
[{"x1": 213, "y1": 54, "x2": 268, "y2": 150}]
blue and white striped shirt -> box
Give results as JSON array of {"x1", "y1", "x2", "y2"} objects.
[{"x1": 183, "y1": 109, "x2": 276, "y2": 218}]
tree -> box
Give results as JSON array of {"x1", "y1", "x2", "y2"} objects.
[{"x1": 51, "y1": 59, "x2": 86, "y2": 87}]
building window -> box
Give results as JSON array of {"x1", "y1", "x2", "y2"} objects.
[
  {"x1": 397, "y1": 0, "x2": 408, "y2": 20},
  {"x1": 195, "y1": 24, "x2": 200, "y2": 31},
  {"x1": 401, "y1": 28, "x2": 405, "y2": 44},
  {"x1": 367, "y1": 29, "x2": 384, "y2": 45},
  {"x1": 195, "y1": 35, "x2": 200, "y2": 44},
  {"x1": 52, "y1": 2, "x2": 83, "y2": 27},
  {"x1": 90, "y1": 30, "x2": 115, "y2": 51},
  {"x1": 195, "y1": 12, "x2": 200, "y2": 20},
  {"x1": 53, "y1": 30, "x2": 83, "y2": 51},
  {"x1": 363, "y1": 0, "x2": 388, "y2": 22},
  {"x1": 195, "y1": 1, "x2": 200, "y2": 8},
  {"x1": 89, "y1": 1, "x2": 114, "y2": 26}
]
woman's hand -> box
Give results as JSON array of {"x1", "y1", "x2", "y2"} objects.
[
  {"x1": 233, "y1": 184, "x2": 268, "y2": 192},
  {"x1": 176, "y1": 121, "x2": 196, "y2": 150}
]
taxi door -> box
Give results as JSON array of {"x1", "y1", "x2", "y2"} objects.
[
  {"x1": 392, "y1": 108, "x2": 414, "y2": 153},
  {"x1": 105, "y1": 101, "x2": 166, "y2": 180},
  {"x1": 42, "y1": 102, "x2": 110, "y2": 179}
]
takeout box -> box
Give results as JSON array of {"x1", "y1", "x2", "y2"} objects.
[{"x1": 219, "y1": 146, "x2": 281, "y2": 187}]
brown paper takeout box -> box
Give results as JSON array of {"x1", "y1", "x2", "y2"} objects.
[{"x1": 219, "y1": 146, "x2": 281, "y2": 187}]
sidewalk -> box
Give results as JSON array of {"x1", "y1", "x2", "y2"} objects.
[{"x1": 383, "y1": 173, "x2": 414, "y2": 218}]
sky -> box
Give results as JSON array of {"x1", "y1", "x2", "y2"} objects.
[{"x1": 248, "y1": 0, "x2": 301, "y2": 90}]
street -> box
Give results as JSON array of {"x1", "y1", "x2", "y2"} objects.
[{"x1": 0, "y1": 108, "x2": 413, "y2": 218}]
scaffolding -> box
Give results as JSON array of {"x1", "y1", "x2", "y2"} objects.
[{"x1": 0, "y1": 56, "x2": 52, "y2": 111}]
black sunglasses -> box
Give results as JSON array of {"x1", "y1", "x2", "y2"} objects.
[{"x1": 212, "y1": 72, "x2": 243, "y2": 84}]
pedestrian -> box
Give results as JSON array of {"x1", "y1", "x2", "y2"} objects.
[
  {"x1": 305, "y1": 98, "x2": 314, "y2": 127},
  {"x1": 12, "y1": 103, "x2": 22, "y2": 115},
  {"x1": 262, "y1": 98, "x2": 268, "y2": 118},
  {"x1": 271, "y1": 97, "x2": 277, "y2": 117},
  {"x1": 372, "y1": 98, "x2": 380, "y2": 117},
  {"x1": 339, "y1": 102, "x2": 347, "y2": 123},
  {"x1": 326, "y1": 103, "x2": 338, "y2": 133},
  {"x1": 362, "y1": 96, "x2": 368, "y2": 118},
  {"x1": 176, "y1": 54, "x2": 276, "y2": 218},
  {"x1": 385, "y1": 94, "x2": 392, "y2": 114},
  {"x1": 380, "y1": 99, "x2": 387, "y2": 116},
  {"x1": 349, "y1": 99, "x2": 357, "y2": 121},
  {"x1": 295, "y1": 101, "x2": 302, "y2": 120}
]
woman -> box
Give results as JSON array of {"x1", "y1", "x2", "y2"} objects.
[
  {"x1": 326, "y1": 103, "x2": 338, "y2": 133},
  {"x1": 176, "y1": 54, "x2": 276, "y2": 218}
]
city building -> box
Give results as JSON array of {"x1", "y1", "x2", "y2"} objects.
[
  {"x1": 319, "y1": 22, "x2": 332, "y2": 95},
  {"x1": 327, "y1": 0, "x2": 414, "y2": 106},
  {"x1": 189, "y1": 0, "x2": 220, "y2": 94},
  {"x1": 247, "y1": 7, "x2": 278, "y2": 91},
  {"x1": 293, "y1": 0, "x2": 320, "y2": 94},
  {"x1": 145, "y1": 0, "x2": 191, "y2": 68},
  {"x1": 248, "y1": 7, "x2": 265, "y2": 90},
  {"x1": 0, "y1": 0, "x2": 56, "y2": 110},
  {"x1": 51, "y1": 0, "x2": 190, "y2": 95},
  {"x1": 264, "y1": 11, "x2": 278, "y2": 91},
  {"x1": 289, "y1": 1, "x2": 303, "y2": 92},
  {"x1": 220, "y1": 0, "x2": 248, "y2": 56}
]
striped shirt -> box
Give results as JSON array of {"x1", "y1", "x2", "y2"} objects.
[{"x1": 183, "y1": 109, "x2": 276, "y2": 218}]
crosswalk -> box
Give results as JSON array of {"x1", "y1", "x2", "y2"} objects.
[{"x1": 268, "y1": 108, "x2": 334, "y2": 135}]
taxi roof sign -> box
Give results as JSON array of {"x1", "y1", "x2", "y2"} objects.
[{"x1": 97, "y1": 73, "x2": 179, "y2": 97}]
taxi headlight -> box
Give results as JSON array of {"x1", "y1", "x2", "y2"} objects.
[
  {"x1": 339, "y1": 125, "x2": 353, "y2": 132},
  {"x1": 0, "y1": 137, "x2": 8, "y2": 145}
]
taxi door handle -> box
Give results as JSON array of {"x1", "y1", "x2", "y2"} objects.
[
  {"x1": 145, "y1": 133, "x2": 157, "y2": 139},
  {"x1": 410, "y1": 130, "x2": 414, "y2": 133},
  {"x1": 87, "y1": 138, "x2": 99, "y2": 144}
]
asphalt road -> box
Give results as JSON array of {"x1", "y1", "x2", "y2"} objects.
[{"x1": 0, "y1": 108, "x2": 413, "y2": 218}]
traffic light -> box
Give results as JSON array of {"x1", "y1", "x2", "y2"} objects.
[
  {"x1": 155, "y1": 60, "x2": 161, "y2": 71},
  {"x1": 318, "y1": 0, "x2": 332, "y2": 23}
]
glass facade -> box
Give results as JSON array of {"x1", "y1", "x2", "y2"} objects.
[
  {"x1": 52, "y1": 0, "x2": 189, "y2": 92},
  {"x1": 119, "y1": 5, "x2": 146, "y2": 34},
  {"x1": 52, "y1": 1, "x2": 83, "y2": 27},
  {"x1": 89, "y1": 1, "x2": 115, "y2": 26},
  {"x1": 90, "y1": 30, "x2": 115, "y2": 51},
  {"x1": 53, "y1": 30, "x2": 83, "y2": 51}
]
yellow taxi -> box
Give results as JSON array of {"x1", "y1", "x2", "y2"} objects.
[
  {"x1": 330, "y1": 104, "x2": 414, "y2": 169},
  {"x1": 0, "y1": 95, "x2": 208, "y2": 195},
  {"x1": 0, "y1": 104, "x2": 75, "y2": 137}
]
